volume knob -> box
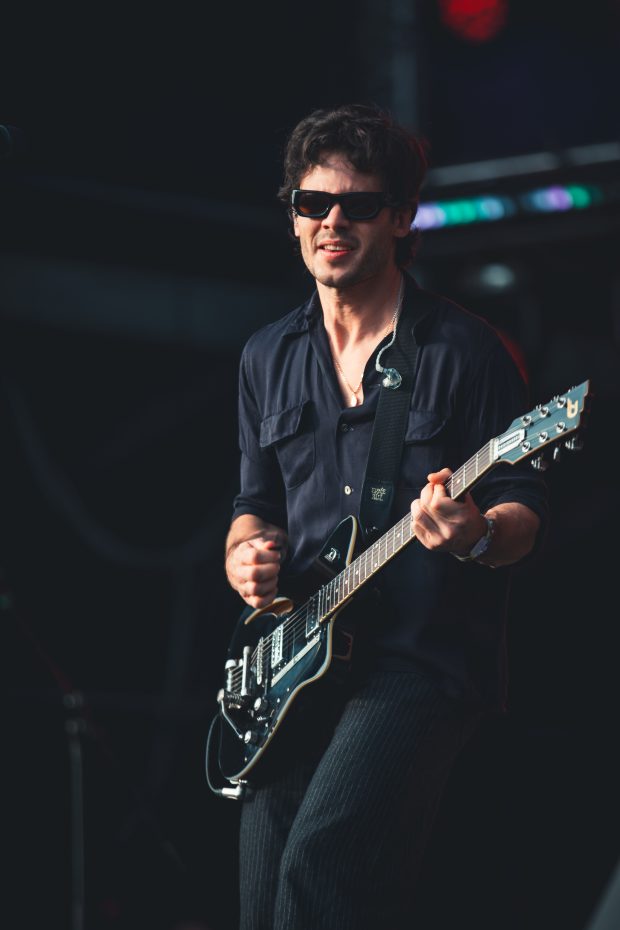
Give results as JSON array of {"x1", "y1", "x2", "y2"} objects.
[{"x1": 253, "y1": 697, "x2": 268, "y2": 714}]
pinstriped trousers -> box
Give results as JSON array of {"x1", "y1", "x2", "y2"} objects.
[{"x1": 238, "y1": 669, "x2": 483, "y2": 930}]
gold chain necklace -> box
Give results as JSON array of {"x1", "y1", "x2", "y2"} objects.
[
  {"x1": 332, "y1": 355, "x2": 365, "y2": 407},
  {"x1": 329, "y1": 292, "x2": 402, "y2": 407}
]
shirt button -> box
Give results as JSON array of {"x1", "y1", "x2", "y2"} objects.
[{"x1": 344, "y1": 485, "x2": 353, "y2": 495}]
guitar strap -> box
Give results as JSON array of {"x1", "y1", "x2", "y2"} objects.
[{"x1": 358, "y1": 284, "x2": 428, "y2": 544}]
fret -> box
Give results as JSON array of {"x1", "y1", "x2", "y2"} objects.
[
  {"x1": 342, "y1": 566, "x2": 350, "y2": 597},
  {"x1": 315, "y1": 433, "x2": 496, "y2": 621},
  {"x1": 313, "y1": 407, "x2": 571, "y2": 625}
]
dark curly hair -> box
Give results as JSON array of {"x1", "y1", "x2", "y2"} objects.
[{"x1": 277, "y1": 102, "x2": 429, "y2": 268}]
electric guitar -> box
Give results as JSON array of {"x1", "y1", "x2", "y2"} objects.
[{"x1": 206, "y1": 380, "x2": 591, "y2": 796}]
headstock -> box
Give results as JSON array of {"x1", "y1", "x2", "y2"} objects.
[{"x1": 495, "y1": 380, "x2": 592, "y2": 471}]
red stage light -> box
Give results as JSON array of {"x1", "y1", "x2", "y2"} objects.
[{"x1": 438, "y1": 0, "x2": 509, "y2": 43}]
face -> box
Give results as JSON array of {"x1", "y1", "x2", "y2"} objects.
[{"x1": 292, "y1": 153, "x2": 411, "y2": 291}]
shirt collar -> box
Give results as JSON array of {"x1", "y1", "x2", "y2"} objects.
[
  {"x1": 281, "y1": 290, "x2": 321, "y2": 336},
  {"x1": 282, "y1": 272, "x2": 436, "y2": 338}
]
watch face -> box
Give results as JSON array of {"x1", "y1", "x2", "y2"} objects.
[
  {"x1": 452, "y1": 517, "x2": 495, "y2": 562},
  {"x1": 470, "y1": 536, "x2": 490, "y2": 559},
  {"x1": 471, "y1": 517, "x2": 495, "y2": 559}
]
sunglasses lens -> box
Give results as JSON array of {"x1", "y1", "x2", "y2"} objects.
[
  {"x1": 292, "y1": 190, "x2": 387, "y2": 219},
  {"x1": 294, "y1": 191, "x2": 332, "y2": 217},
  {"x1": 343, "y1": 193, "x2": 383, "y2": 219}
]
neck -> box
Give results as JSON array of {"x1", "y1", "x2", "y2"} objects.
[
  {"x1": 320, "y1": 270, "x2": 404, "y2": 350},
  {"x1": 322, "y1": 273, "x2": 405, "y2": 409}
]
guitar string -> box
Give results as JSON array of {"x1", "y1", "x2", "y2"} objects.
[
  {"x1": 228, "y1": 512, "x2": 415, "y2": 689},
  {"x1": 227, "y1": 403, "x2": 577, "y2": 689},
  {"x1": 227, "y1": 432, "x2": 501, "y2": 689},
  {"x1": 227, "y1": 436, "x2": 498, "y2": 689}
]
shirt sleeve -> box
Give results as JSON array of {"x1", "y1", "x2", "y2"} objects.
[{"x1": 231, "y1": 342, "x2": 288, "y2": 531}]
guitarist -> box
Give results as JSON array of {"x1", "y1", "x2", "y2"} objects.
[{"x1": 224, "y1": 103, "x2": 548, "y2": 930}]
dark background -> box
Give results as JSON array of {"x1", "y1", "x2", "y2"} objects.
[{"x1": 2, "y1": 2, "x2": 620, "y2": 929}]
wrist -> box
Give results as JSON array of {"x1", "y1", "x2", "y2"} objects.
[{"x1": 453, "y1": 516, "x2": 496, "y2": 563}]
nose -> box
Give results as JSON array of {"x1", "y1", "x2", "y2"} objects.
[{"x1": 321, "y1": 201, "x2": 350, "y2": 225}]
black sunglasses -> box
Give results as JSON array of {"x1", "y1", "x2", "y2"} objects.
[{"x1": 291, "y1": 189, "x2": 394, "y2": 221}]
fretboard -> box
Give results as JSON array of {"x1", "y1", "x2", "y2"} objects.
[{"x1": 316, "y1": 437, "x2": 495, "y2": 621}]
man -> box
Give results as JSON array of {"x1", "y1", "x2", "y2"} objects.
[{"x1": 224, "y1": 103, "x2": 548, "y2": 929}]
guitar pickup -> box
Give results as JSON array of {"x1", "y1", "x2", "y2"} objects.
[
  {"x1": 255, "y1": 637, "x2": 264, "y2": 686},
  {"x1": 305, "y1": 593, "x2": 320, "y2": 637},
  {"x1": 271, "y1": 625, "x2": 284, "y2": 667}
]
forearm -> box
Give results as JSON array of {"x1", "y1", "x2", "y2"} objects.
[
  {"x1": 477, "y1": 502, "x2": 541, "y2": 568},
  {"x1": 225, "y1": 514, "x2": 288, "y2": 560},
  {"x1": 412, "y1": 469, "x2": 543, "y2": 568}
]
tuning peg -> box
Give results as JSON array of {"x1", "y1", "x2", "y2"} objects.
[
  {"x1": 565, "y1": 436, "x2": 584, "y2": 452},
  {"x1": 531, "y1": 455, "x2": 549, "y2": 471}
]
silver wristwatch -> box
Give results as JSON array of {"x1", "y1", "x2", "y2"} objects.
[{"x1": 453, "y1": 516, "x2": 496, "y2": 562}]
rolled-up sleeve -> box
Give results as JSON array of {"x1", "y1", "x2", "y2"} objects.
[
  {"x1": 231, "y1": 344, "x2": 287, "y2": 531},
  {"x1": 462, "y1": 338, "x2": 550, "y2": 549}
]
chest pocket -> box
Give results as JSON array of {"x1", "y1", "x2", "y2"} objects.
[
  {"x1": 399, "y1": 409, "x2": 448, "y2": 490},
  {"x1": 260, "y1": 400, "x2": 316, "y2": 490}
]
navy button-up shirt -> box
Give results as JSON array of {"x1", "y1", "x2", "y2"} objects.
[{"x1": 232, "y1": 274, "x2": 548, "y2": 710}]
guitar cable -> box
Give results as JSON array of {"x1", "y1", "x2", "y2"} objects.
[{"x1": 204, "y1": 712, "x2": 250, "y2": 800}]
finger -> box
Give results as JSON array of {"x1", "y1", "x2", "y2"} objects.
[
  {"x1": 241, "y1": 580, "x2": 279, "y2": 606},
  {"x1": 418, "y1": 483, "x2": 434, "y2": 506},
  {"x1": 248, "y1": 533, "x2": 287, "y2": 552},
  {"x1": 430, "y1": 481, "x2": 450, "y2": 504},
  {"x1": 427, "y1": 467, "x2": 452, "y2": 484},
  {"x1": 419, "y1": 482, "x2": 447, "y2": 511},
  {"x1": 250, "y1": 548, "x2": 283, "y2": 565},
  {"x1": 227, "y1": 554, "x2": 279, "y2": 591},
  {"x1": 235, "y1": 543, "x2": 282, "y2": 567},
  {"x1": 411, "y1": 499, "x2": 440, "y2": 537},
  {"x1": 243, "y1": 577, "x2": 278, "y2": 597},
  {"x1": 242, "y1": 562, "x2": 281, "y2": 585},
  {"x1": 432, "y1": 489, "x2": 475, "y2": 521}
]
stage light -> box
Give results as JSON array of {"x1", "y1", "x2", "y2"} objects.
[
  {"x1": 415, "y1": 183, "x2": 606, "y2": 231},
  {"x1": 416, "y1": 195, "x2": 514, "y2": 229},
  {"x1": 438, "y1": 0, "x2": 509, "y2": 44},
  {"x1": 520, "y1": 184, "x2": 603, "y2": 213}
]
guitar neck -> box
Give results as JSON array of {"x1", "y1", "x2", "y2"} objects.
[{"x1": 317, "y1": 439, "x2": 495, "y2": 620}]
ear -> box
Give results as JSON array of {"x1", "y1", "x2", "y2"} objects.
[
  {"x1": 393, "y1": 205, "x2": 414, "y2": 239},
  {"x1": 292, "y1": 212, "x2": 300, "y2": 238}
]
